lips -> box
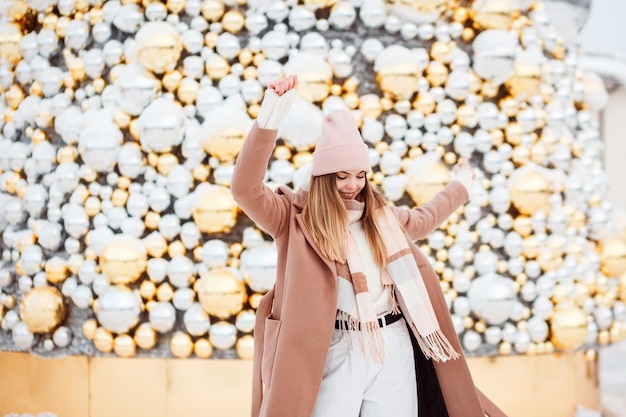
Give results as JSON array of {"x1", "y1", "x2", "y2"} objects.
[{"x1": 340, "y1": 192, "x2": 354, "y2": 199}]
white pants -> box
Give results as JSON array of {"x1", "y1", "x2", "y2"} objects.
[{"x1": 311, "y1": 318, "x2": 418, "y2": 417}]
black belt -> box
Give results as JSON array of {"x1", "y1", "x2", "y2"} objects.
[{"x1": 334, "y1": 313, "x2": 403, "y2": 330}]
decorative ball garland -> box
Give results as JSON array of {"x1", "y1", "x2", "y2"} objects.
[{"x1": 0, "y1": 0, "x2": 624, "y2": 359}]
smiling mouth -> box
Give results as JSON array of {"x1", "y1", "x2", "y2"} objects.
[{"x1": 340, "y1": 192, "x2": 354, "y2": 199}]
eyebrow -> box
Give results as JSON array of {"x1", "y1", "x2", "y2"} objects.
[{"x1": 337, "y1": 171, "x2": 366, "y2": 175}]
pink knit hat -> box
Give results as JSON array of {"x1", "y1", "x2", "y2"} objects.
[{"x1": 311, "y1": 109, "x2": 371, "y2": 176}]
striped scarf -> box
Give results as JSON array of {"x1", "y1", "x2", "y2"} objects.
[{"x1": 336, "y1": 200, "x2": 460, "y2": 364}]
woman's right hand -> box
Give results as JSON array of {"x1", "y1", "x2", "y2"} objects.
[{"x1": 267, "y1": 75, "x2": 298, "y2": 96}]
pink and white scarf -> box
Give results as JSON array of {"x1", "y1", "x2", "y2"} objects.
[{"x1": 336, "y1": 200, "x2": 460, "y2": 364}]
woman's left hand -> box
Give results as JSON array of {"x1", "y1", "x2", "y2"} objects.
[{"x1": 453, "y1": 157, "x2": 476, "y2": 179}]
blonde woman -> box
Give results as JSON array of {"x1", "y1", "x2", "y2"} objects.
[{"x1": 231, "y1": 75, "x2": 508, "y2": 417}]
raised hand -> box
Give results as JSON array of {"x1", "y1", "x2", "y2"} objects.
[
  {"x1": 453, "y1": 157, "x2": 476, "y2": 179},
  {"x1": 267, "y1": 75, "x2": 298, "y2": 96}
]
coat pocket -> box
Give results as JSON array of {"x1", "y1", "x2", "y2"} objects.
[{"x1": 261, "y1": 317, "x2": 281, "y2": 388}]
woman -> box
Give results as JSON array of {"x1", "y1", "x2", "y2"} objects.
[{"x1": 231, "y1": 75, "x2": 508, "y2": 417}]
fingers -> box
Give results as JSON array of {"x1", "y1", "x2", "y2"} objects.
[
  {"x1": 268, "y1": 75, "x2": 298, "y2": 96},
  {"x1": 457, "y1": 157, "x2": 470, "y2": 169}
]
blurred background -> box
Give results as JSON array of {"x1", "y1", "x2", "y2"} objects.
[
  {"x1": 0, "y1": 0, "x2": 626, "y2": 416},
  {"x1": 580, "y1": 1, "x2": 626, "y2": 416}
]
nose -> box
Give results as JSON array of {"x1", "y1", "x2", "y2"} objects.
[{"x1": 345, "y1": 178, "x2": 357, "y2": 190}]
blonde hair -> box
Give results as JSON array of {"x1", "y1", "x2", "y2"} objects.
[{"x1": 301, "y1": 174, "x2": 389, "y2": 266}]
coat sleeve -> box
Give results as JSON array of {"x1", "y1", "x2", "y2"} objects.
[
  {"x1": 391, "y1": 180, "x2": 469, "y2": 241},
  {"x1": 231, "y1": 122, "x2": 289, "y2": 239}
]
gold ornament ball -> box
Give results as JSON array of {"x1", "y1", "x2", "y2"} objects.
[
  {"x1": 521, "y1": 235, "x2": 540, "y2": 259},
  {"x1": 134, "y1": 322, "x2": 157, "y2": 350},
  {"x1": 598, "y1": 237, "x2": 626, "y2": 277},
  {"x1": 0, "y1": 22, "x2": 23, "y2": 66},
  {"x1": 505, "y1": 62, "x2": 542, "y2": 98},
  {"x1": 145, "y1": 232, "x2": 167, "y2": 259},
  {"x1": 162, "y1": 70, "x2": 183, "y2": 92},
  {"x1": 236, "y1": 335, "x2": 255, "y2": 360},
  {"x1": 195, "y1": 268, "x2": 247, "y2": 319},
  {"x1": 114, "y1": 334, "x2": 137, "y2": 358},
  {"x1": 83, "y1": 318, "x2": 98, "y2": 340},
  {"x1": 93, "y1": 327, "x2": 114, "y2": 353},
  {"x1": 178, "y1": 78, "x2": 200, "y2": 105},
  {"x1": 201, "y1": 0, "x2": 225, "y2": 22},
  {"x1": 510, "y1": 169, "x2": 551, "y2": 215},
  {"x1": 610, "y1": 322, "x2": 626, "y2": 343},
  {"x1": 425, "y1": 61, "x2": 448, "y2": 87},
  {"x1": 192, "y1": 185, "x2": 239, "y2": 234},
  {"x1": 204, "y1": 128, "x2": 246, "y2": 162},
  {"x1": 140, "y1": 280, "x2": 157, "y2": 300},
  {"x1": 205, "y1": 53, "x2": 230, "y2": 80},
  {"x1": 168, "y1": 241, "x2": 186, "y2": 258},
  {"x1": 359, "y1": 94, "x2": 383, "y2": 119},
  {"x1": 498, "y1": 341, "x2": 513, "y2": 355},
  {"x1": 249, "y1": 293, "x2": 264, "y2": 309},
  {"x1": 222, "y1": 10, "x2": 245, "y2": 34},
  {"x1": 297, "y1": 72, "x2": 332, "y2": 103},
  {"x1": 413, "y1": 92, "x2": 436, "y2": 115},
  {"x1": 194, "y1": 338, "x2": 214, "y2": 358},
  {"x1": 44, "y1": 256, "x2": 69, "y2": 284},
  {"x1": 406, "y1": 160, "x2": 451, "y2": 205},
  {"x1": 598, "y1": 330, "x2": 610, "y2": 345},
  {"x1": 19, "y1": 286, "x2": 66, "y2": 334},
  {"x1": 550, "y1": 304, "x2": 588, "y2": 351},
  {"x1": 6, "y1": 85, "x2": 25, "y2": 110},
  {"x1": 135, "y1": 22, "x2": 183, "y2": 74},
  {"x1": 170, "y1": 331, "x2": 194, "y2": 358},
  {"x1": 99, "y1": 236, "x2": 148, "y2": 284},
  {"x1": 192, "y1": 165, "x2": 211, "y2": 182},
  {"x1": 376, "y1": 64, "x2": 420, "y2": 101},
  {"x1": 84, "y1": 196, "x2": 102, "y2": 216},
  {"x1": 470, "y1": 0, "x2": 520, "y2": 30},
  {"x1": 144, "y1": 212, "x2": 162, "y2": 231},
  {"x1": 505, "y1": 122, "x2": 523, "y2": 146},
  {"x1": 157, "y1": 282, "x2": 174, "y2": 302},
  {"x1": 156, "y1": 153, "x2": 178, "y2": 176}
]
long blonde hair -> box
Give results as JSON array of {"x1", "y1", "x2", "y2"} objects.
[{"x1": 301, "y1": 174, "x2": 389, "y2": 267}]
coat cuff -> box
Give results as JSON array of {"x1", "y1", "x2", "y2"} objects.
[{"x1": 256, "y1": 88, "x2": 297, "y2": 129}]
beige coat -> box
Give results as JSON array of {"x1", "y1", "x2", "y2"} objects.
[{"x1": 231, "y1": 123, "x2": 508, "y2": 417}]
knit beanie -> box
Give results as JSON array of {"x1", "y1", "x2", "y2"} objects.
[{"x1": 311, "y1": 109, "x2": 371, "y2": 176}]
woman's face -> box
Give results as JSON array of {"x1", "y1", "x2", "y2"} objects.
[{"x1": 335, "y1": 170, "x2": 366, "y2": 200}]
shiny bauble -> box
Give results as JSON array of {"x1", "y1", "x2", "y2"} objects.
[
  {"x1": 99, "y1": 235, "x2": 147, "y2": 284},
  {"x1": 95, "y1": 285, "x2": 142, "y2": 334},
  {"x1": 406, "y1": 157, "x2": 450, "y2": 205},
  {"x1": 598, "y1": 237, "x2": 626, "y2": 277},
  {"x1": 19, "y1": 286, "x2": 66, "y2": 333},
  {"x1": 192, "y1": 185, "x2": 238, "y2": 234},
  {"x1": 135, "y1": 22, "x2": 183, "y2": 74},
  {"x1": 195, "y1": 268, "x2": 247, "y2": 319},
  {"x1": 550, "y1": 303, "x2": 588, "y2": 351},
  {"x1": 240, "y1": 244, "x2": 278, "y2": 293},
  {"x1": 510, "y1": 168, "x2": 551, "y2": 215},
  {"x1": 467, "y1": 272, "x2": 516, "y2": 325}
]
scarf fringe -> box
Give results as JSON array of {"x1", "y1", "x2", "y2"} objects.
[
  {"x1": 336, "y1": 310, "x2": 387, "y2": 365},
  {"x1": 383, "y1": 283, "x2": 402, "y2": 315},
  {"x1": 413, "y1": 323, "x2": 460, "y2": 363}
]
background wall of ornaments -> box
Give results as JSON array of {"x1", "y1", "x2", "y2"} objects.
[
  {"x1": 2, "y1": 0, "x2": 625, "y2": 414},
  {"x1": 0, "y1": 0, "x2": 625, "y2": 374}
]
